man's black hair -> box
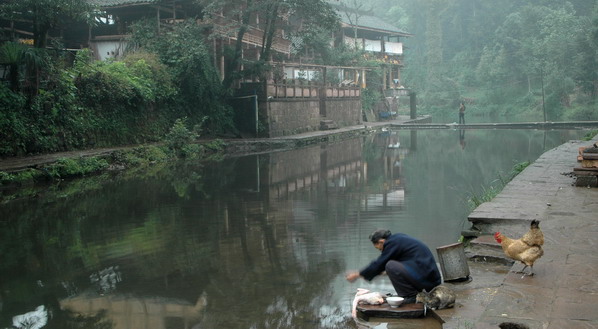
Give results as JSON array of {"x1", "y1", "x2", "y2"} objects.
[{"x1": 369, "y1": 229, "x2": 392, "y2": 243}]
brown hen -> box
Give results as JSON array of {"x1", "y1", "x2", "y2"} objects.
[{"x1": 494, "y1": 220, "x2": 544, "y2": 276}]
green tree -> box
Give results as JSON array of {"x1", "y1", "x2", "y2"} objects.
[
  {"x1": 573, "y1": 2, "x2": 598, "y2": 98},
  {"x1": 0, "y1": 41, "x2": 47, "y2": 96},
  {"x1": 0, "y1": 42, "x2": 26, "y2": 91},
  {"x1": 0, "y1": 0, "x2": 92, "y2": 97},
  {"x1": 129, "y1": 19, "x2": 234, "y2": 134},
  {"x1": 479, "y1": 4, "x2": 581, "y2": 117},
  {"x1": 198, "y1": 0, "x2": 338, "y2": 88},
  {"x1": 0, "y1": 0, "x2": 95, "y2": 49}
]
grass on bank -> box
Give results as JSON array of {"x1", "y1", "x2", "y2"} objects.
[
  {"x1": 467, "y1": 128, "x2": 598, "y2": 209},
  {"x1": 0, "y1": 119, "x2": 226, "y2": 187},
  {"x1": 582, "y1": 129, "x2": 598, "y2": 141},
  {"x1": 467, "y1": 161, "x2": 531, "y2": 210}
]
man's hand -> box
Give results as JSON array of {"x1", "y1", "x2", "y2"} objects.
[{"x1": 345, "y1": 271, "x2": 361, "y2": 282}]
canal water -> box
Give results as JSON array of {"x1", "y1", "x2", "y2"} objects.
[{"x1": 0, "y1": 128, "x2": 587, "y2": 329}]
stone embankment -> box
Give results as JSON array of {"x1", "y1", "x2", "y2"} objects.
[
  {"x1": 0, "y1": 116, "x2": 431, "y2": 173},
  {"x1": 435, "y1": 137, "x2": 598, "y2": 329}
]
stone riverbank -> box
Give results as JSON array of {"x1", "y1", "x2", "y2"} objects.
[{"x1": 434, "y1": 136, "x2": 598, "y2": 329}]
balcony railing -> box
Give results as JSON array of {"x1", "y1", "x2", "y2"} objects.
[
  {"x1": 344, "y1": 36, "x2": 403, "y2": 56},
  {"x1": 202, "y1": 16, "x2": 291, "y2": 55},
  {"x1": 266, "y1": 81, "x2": 360, "y2": 99}
]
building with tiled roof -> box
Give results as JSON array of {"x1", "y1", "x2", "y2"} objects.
[
  {"x1": 330, "y1": 2, "x2": 412, "y2": 92},
  {"x1": 1, "y1": 0, "x2": 413, "y2": 136},
  {"x1": 87, "y1": 0, "x2": 159, "y2": 6},
  {"x1": 337, "y1": 10, "x2": 411, "y2": 37}
]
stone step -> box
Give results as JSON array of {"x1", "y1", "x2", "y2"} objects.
[
  {"x1": 320, "y1": 120, "x2": 338, "y2": 130},
  {"x1": 465, "y1": 235, "x2": 514, "y2": 266}
]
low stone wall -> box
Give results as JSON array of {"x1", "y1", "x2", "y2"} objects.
[
  {"x1": 263, "y1": 98, "x2": 321, "y2": 137},
  {"x1": 263, "y1": 97, "x2": 362, "y2": 137},
  {"x1": 324, "y1": 98, "x2": 362, "y2": 127},
  {"x1": 238, "y1": 82, "x2": 363, "y2": 137}
]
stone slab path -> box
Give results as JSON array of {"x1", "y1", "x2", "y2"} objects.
[{"x1": 466, "y1": 137, "x2": 598, "y2": 329}]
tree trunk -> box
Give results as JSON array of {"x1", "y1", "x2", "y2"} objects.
[
  {"x1": 222, "y1": 0, "x2": 253, "y2": 89},
  {"x1": 32, "y1": 4, "x2": 49, "y2": 49},
  {"x1": 425, "y1": 0, "x2": 443, "y2": 84},
  {"x1": 8, "y1": 64, "x2": 19, "y2": 92},
  {"x1": 260, "y1": 2, "x2": 279, "y2": 65}
]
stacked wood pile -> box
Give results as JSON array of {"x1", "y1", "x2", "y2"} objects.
[{"x1": 574, "y1": 143, "x2": 598, "y2": 186}]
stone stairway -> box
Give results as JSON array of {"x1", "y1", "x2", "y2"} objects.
[
  {"x1": 466, "y1": 234, "x2": 514, "y2": 266},
  {"x1": 319, "y1": 119, "x2": 338, "y2": 130}
]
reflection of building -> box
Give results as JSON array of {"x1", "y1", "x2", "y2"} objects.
[
  {"x1": 264, "y1": 139, "x2": 364, "y2": 200},
  {"x1": 363, "y1": 189, "x2": 405, "y2": 210},
  {"x1": 60, "y1": 294, "x2": 207, "y2": 329},
  {"x1": 361, "y1": 131, "x2": 408, "y2": 211},
  {"x1": 234, "y1": 131, "x2": 410, "y2": 213}
]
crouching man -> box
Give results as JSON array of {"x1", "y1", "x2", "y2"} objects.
[{"x1": 345, "y1": 229, "x2": 441, "y2": 304}]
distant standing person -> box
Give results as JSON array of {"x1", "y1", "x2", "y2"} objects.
[
  {"x1": 458, "y1": 102, "x2": 466, "y2": 124},
  {"x1": 345, "y1": 229, "x2": 441, "y2": 303}
]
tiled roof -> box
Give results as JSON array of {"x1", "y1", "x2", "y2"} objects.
[
  {"x1": 339, "y1": 13, "x2": 411, "y2": 36},
  {"x1": 88, "y1": 0, "x2": 411, "y2": 36},
  {"x1": 88, "y1": 0, "x2": 158, "y2": 7},
  {"x1": 327, "y1": 0, "x2": 410, "y2": 36}
]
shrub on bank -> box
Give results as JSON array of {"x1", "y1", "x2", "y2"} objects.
[
  {"x1": 0, "y1": 24, "x2": 235, "y2": 157},
  {"x1": 0, "y1": 49, "x2": 181, "y2": 156},
  {"x1": 43, "y1": 157, "x2": 110, "y2": 179},
  {"x1": 0, "y1": 119, "x2": 226, "y2": 187}
]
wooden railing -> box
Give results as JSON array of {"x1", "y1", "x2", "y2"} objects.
[
  {"x1": 266, "y1": 82, "x2": 360, "y2": 99},
  {"x1": 199, "y1": 16, "x2": 291, "y2": 55}
]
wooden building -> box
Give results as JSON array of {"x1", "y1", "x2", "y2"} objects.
[{"x1": 0, "y1": 0, "x2": 412, "y2": 136}]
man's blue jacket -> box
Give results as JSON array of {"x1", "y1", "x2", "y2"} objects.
[{"x1": 359, "y1": 233, "x2": 441, "y2": 290}]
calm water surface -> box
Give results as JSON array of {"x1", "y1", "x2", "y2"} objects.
[{"x1": 0, "y1": 128, "x2": 587, "y2": 329}]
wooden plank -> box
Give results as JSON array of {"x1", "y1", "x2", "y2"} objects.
[
  {"x1": 574, "y1": 167, "x2": 598, "y2": 171},
  {"x1": 581, "y1": 159, "x2": 598, "y2": 168},
  {"x1": 582, "y1": 153, "x2": 598, "y2": 160},
  {"x1": 356, "y1": 302, "x2": 425, "y2": 320},
  {"x1": 573, "y1": 167, "x2": 598, "y2": 176}
]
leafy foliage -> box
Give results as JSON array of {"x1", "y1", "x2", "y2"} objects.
[
  {"x1": 199, "y1": 0, "x2": 339, "y2": 87},
  {"x1": 164, "y1": 118, "x2": 203, "y2": 158},
  {"x1": 129, "y1": 19, "x2": 234, "y2": 135},
  {"x1": 71, "y1": 49, "x2": 177, "y2": 146},
  {"x1": 43, "y1": 157, "x2": 110, "y2": 179},
  {"x1": 0, "y1": 47, "x2": 181, "y2": 156},
  {"x1": 361, "y1": 88, "x2": 382, "y2": 111},
  {"x1": 0, "y1": 0, "x2": 95, "y2": 48},
  {"x1": 371, "y1": 0, "x2": 597, "y2": 119}
]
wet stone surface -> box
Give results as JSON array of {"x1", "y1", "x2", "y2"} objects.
[{"x1": 466, "y1": 137, "x2": 598, "y2": 329}]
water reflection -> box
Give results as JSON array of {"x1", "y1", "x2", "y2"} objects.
[
  {"x1": 0, "y1": 128, "x2": 587, "y2": 328},
  {"x1": 459, "y1": 130, "x2": 466, "y2": 150}
]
